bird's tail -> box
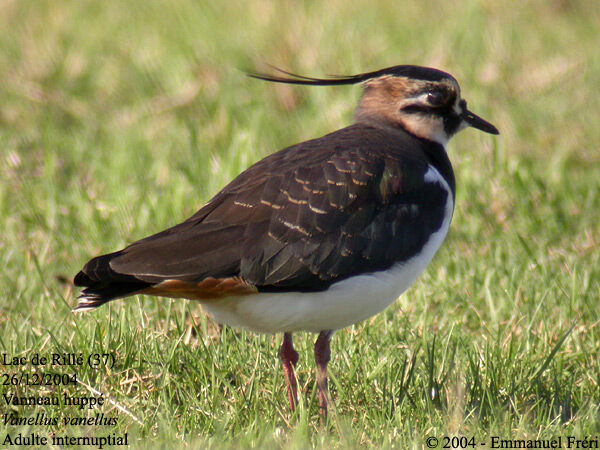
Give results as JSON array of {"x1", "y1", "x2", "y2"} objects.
[{"x1": 73, "y1": 252, "x2": 151, "y2": 312}]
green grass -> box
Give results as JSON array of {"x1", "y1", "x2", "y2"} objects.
[{"x1": 1, "y1": 0, "x2": 599, "y2": 448}]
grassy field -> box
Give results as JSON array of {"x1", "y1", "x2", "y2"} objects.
[{"x1": 1, "y1": 0, "x2": 599, "y2": 448}]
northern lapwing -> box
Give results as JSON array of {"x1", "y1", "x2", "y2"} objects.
[{"x1": 74, "y1": 65, "x2": 499, "y2": 416}]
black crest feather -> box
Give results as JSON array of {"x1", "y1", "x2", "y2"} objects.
[{"x1": 246, "y1": 64, "x2": 454, "y2": 86}]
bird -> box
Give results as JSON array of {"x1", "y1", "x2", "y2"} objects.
[{"x1": 74, "y1": 64, "x2": 499, "y2": 417}]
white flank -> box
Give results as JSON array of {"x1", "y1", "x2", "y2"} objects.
[{"x1": 203, "y1": 166, "x2": 454, "y2": 333}]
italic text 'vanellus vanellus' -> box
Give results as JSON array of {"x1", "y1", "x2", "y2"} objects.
[{"x1": 74, "y1": 65, "x2": 499, "y2": 417}]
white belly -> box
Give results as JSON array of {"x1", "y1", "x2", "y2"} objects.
[{"x1": 203, "y1": 167, "x2": 453, "y2": 333}]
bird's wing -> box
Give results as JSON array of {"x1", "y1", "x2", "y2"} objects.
[{"x1": 75, "y1": 124, "x2": 451, "y2": 305}]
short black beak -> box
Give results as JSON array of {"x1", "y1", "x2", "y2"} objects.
[{"x1": 463, "y1": 109, "x2": 499, "y2": 135}]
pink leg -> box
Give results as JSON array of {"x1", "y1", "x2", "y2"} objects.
[
  {"x1": 314, "y1": 330, "x2": 333, "y2": 417},
  {"x1": 279, "y1": 332, "x2": 299, "y2": 411}
]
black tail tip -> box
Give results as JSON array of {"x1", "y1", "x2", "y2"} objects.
[{"x1": 72, "y1": 291, "x2": 109, "y2": 313}]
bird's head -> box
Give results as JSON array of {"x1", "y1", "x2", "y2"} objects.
[{"x1": 248, "y1": 65, "x2": 499, "y2": 146}]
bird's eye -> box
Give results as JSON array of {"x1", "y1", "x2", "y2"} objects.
[{"x1": 426, "y1": 91, "x2": 444, "y2": 106}]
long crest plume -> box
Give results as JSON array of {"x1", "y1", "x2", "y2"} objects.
[{"x1": 246, "y1": 64, "x2": 453, "y2": 86}]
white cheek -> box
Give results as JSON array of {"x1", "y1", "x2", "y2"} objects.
[{"x1": 401, "y1": 115, "x2": 449, "y2": 146}]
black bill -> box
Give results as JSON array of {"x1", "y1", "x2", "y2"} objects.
[{"x1": 463, "y1": 109, "x2": 499, "y2": 135}]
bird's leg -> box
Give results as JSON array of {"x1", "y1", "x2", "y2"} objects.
[
  {"x1": 279, "y1": 332, "x2": 299, "y2": 411},
  {"x1": 314, "y1": 330, "x2": 333, "y2": 418}
]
